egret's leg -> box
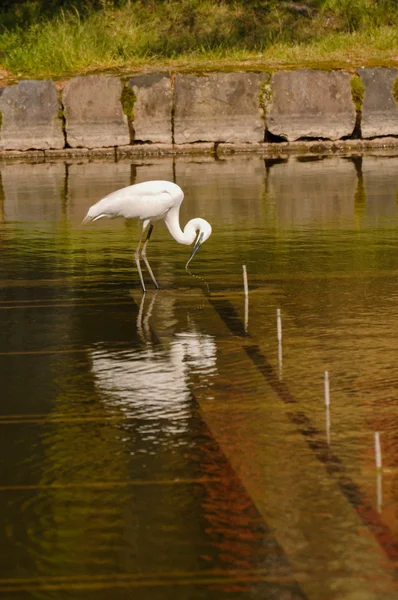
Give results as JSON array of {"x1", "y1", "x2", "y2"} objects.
[
  {"x1": 141, "y1": 224, "x2": 159, "y2": 289},
  {"x1": 134, "y1": 228, "x2": 147, "y2": 293}
]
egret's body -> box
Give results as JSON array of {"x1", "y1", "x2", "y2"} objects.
[{"x1": 82, "y1": 180, "x2": 212, "y2": 292}]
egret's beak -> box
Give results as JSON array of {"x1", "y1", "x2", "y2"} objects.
[
  {"x1": 186, "y1": 232, "x2": 204, "y2": 269},
  {"x1": 81, "y1": 215, "x2": 91, "y2": 225},
  {"x1": 81, "y1": 213, "x2": 108, "y2": 225}
]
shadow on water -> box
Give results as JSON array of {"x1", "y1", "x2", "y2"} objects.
[{"x1": 2, "y1": 153, "x2": 398, "y2": 597}]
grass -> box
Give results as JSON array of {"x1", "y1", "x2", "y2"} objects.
[{"x1": 0, "y1": 1, "x2": 398, "y2": 80}]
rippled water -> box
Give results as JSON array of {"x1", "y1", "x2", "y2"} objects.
[{"x1": 2, "y1": 153, "x2": 398, "y2": 598}]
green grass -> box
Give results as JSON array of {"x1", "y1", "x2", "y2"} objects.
[{"x1": 0, "y1": 1, "x2": 398, "y2": 79}]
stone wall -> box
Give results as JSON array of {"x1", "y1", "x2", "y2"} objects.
[{"x1": 0, "y1": 68, "x2": 398, "y2": 154}]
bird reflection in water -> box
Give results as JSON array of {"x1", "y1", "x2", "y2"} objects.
[
  {"x1": 90, "y1": 291, "x2": 217, "y2": 436},
  {"x1": 89, "y1": 293, "x2": 284, "y2": 594}
]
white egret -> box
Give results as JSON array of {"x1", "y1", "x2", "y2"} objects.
[{"x1": 82, "y1": 180, "x2": 212, "y2": 292}]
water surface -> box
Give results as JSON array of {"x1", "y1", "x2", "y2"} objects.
[{"x1": 2, "y1": 153, "x2": 398, "y2": 598}]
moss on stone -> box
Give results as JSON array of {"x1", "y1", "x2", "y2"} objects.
[
  {"x1": 259, "y1": 80, "x2": 272, "y2": 116},
  {"x1": 350, "y1": 74, "x2": 365, "y2": 112},
  {"x1": 121, "y1": 85, "x2": 137, "y2": 121},
  {"x1": 56, "y1": 103, "x2": 67, "y2": 142},
  {"x1": 393, "y1": 77, "x2": 398, "y2": 104}
]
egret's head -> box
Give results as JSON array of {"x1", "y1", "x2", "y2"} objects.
[
  {"x1": 186, "y1": 219, "x2": 212, "y2": 269},
  {"x1": 81, "y1": 200, "x2": 112, "y2": 225}
]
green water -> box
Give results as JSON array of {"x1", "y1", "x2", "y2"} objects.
[{"x1": 1, "y1": 153, "x2": 398, "y2": 599}]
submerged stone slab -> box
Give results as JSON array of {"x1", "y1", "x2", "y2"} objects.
[
  {"x1": 358, "y1": 68, "x2": 398, "y2": 138},
  {"x1": 63, "y1": 76, "x2": 129, "y2": 148},
  {"x1": 128, "y1": 75, "x2": 172, "y2": 143},
  {"x1": 267, "y1": 70, "x2": 356, "y2": 141},
  {"x1": 0, "y1": 80, "x2": 64, "y2": 150},
  {"x1": 174, "y1": 72, "x2": 268, "y2": 144}
]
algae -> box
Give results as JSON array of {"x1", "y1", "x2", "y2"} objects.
[
  {"x1": 121, "y1": 85, "x2": 137, "y2": 121},
  {"x1": 259, "y1": 79, "x2": 272, "y2": 118},
  {"x1": 350, "y1": 74, "x2": 365, "y2": 112},
  {"x1": 392, "y1": 77, "x2": 398, "y2": 104}
]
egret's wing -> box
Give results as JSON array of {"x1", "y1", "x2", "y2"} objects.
[
  {"x1": 95, "y1": 184, "x2": 176, "y2": 221},
  {"x1": 123, "y1": 191, "x2": 175, "y2": 221}
]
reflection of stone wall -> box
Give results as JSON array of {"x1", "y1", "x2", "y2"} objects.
[
  {"x1": 362, "y1": 156, "x2": 398, "y2": 218},
  {"x1": 2, "y1": 155, "x2": 398, "y2": 226},
  {"x1": 127, "y1": 158, "x2": 174, "y2": 188},
  {"x1": 175, "y1": 155, "x2": 266, "y2": 224},
  {"x1": 2, "y1": 163, "x2": 65, "y2": 221},
  {"x1": 266, "y1": 157, "x2": 358, "y2": 225},
  {"x1": 67, "y1": 162, "x2": 132, "y2": 221},
  {"x1": 1, "y1": 69, "x2": 398, "y2": 153}
]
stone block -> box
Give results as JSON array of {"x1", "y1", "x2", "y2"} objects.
[
  {"x1": 0, "y1": 150, "x2": 45, "y2": 161},
  {"x1": 171, "y1": 143, "x2": 215, "y2": 154},
  {"x1": 217, "y1": 142, "x2": 264, "y2": 154},
  {"x1": 44, "y1": 148, "x2": 90, "y2": 159},
  {"x1": 358, "y1": 68, "x2": 398, "y2": 138},
  {"x1": 0, "y1": 80, "x2": 64, "y2": 150},
  {"x1": 116, "y1": 144, "x2": 174, "y2": 158},
  {"x1": 174, "y1": 72, "x2": 268, "y2": 144},
  {"x1": 62, "y1": 76, "x2": 129, "y2": 148},
  {"x1": 267, "y1": 70, "x2": 356, "y2": 141},
  {"x1": 128, "y1": 75, "x2": 172, "y2": 143}
]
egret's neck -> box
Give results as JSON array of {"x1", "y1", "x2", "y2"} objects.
[{"x1": 164, "y1": 207, "x2": 198, "y2": 245}]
